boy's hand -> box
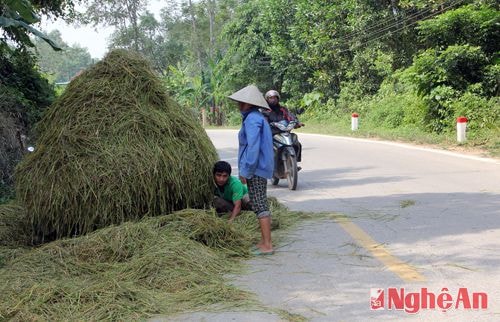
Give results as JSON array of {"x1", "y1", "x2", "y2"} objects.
[{"x1": 239, "y1": 176, "x2": 247, "y2": 184}]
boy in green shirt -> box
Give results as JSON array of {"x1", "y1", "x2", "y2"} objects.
[{"x1": 213, "y1": 161, "x2": 252, "y2": 222}]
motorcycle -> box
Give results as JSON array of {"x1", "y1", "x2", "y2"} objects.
[{"x1": 270, "y1": 120, "x2": 302, "y2": 190}]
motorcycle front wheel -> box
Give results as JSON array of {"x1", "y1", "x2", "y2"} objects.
[{"x1": 285, "y1": 152, "x2": 298, "y2": 190}]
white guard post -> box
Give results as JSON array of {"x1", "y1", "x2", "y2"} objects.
[
  {"x1": 351, "y1": 113, "x2": 359, "y2": 131},
  {"x1": 201, "y1": 108, "x2": 207, "y2": 127},
  {"x1": 457, "y1": 116, "x2": 468, "y2": 143}
]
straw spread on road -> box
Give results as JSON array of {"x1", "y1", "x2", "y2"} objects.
[{"x1": 0, "y1": 198, "x2": 309, "y2": 320}]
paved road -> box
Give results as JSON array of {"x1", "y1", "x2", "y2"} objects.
[{"x1": 172, "y1": 129, "x2": 500, "y2": 321}]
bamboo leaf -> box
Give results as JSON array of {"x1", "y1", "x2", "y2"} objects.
[
  {"x1": 0, "y1": 17, "x2": 61, "y2": 50},
  {"x1": 5, "y1": 0, "x2": 39, "y2": 23}
]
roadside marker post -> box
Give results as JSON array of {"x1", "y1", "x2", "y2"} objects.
[
  {"x1": 457, "y1": 116, "x2": 468, "y2": 143},
  {"x1": 351, "y1": 113, "x2": 359, "y2": 131},
  {"x1": 201, "y1": 108, "x2": 207, "y2": 127}
]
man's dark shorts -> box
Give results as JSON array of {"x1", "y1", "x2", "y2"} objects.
[{"x1": 213, "y1": 194, "x2": 252, "y2": 214}]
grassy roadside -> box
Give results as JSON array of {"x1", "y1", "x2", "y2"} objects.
[
  {"x1": 206, "y1": 118, "x2": 499, "y2": 159},
  {"x1": 296, "y1": 117, "x2": 500, "y2": 158}
]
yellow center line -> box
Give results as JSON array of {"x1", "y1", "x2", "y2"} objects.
[{"x1": 333, "y1": 216, "x2": 426, "y2": 282}]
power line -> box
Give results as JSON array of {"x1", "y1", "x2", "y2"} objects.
[
  {"x1": 339, "y1": 0, "x2": 464, "y2": 44},
  {"x1": 342, "y1": 3, "x2": 436, "y2": 40},
  {"x1": 337, "y1": 0, "x2": 466, "y2": 53},
  {"x1": 359, "y1": 0, "x2": 464, "y2": 42}
]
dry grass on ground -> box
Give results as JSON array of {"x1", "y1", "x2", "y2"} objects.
[{"x1": 0, "y1": 198, "x2": 309, "y2": 321}]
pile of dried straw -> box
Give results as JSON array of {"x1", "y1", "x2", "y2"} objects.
[{"x1": 15, "y1": 50, "x2": 217, "y2": 239}]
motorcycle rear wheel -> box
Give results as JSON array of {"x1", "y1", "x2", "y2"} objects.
[{"x1": 285, "y1": 153, "x2": 298, "y2": 190}]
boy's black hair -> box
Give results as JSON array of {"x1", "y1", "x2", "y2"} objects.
[{"x1": 213, "y1": 160, "x2": 232, "y2": 175}]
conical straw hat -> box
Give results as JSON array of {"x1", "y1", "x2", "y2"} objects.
[{"x1": 228, "y1": 84, "x2": 270, "y2": 110}]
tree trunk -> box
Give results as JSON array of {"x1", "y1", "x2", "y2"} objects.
[
  {"x1": 125, "y1": 0, "x2": 141, "y2": 51},
  {"x1": 188, "y1": 0, "x2": 202, "y2": 69},
  {"x1": 208, "y1": 0, "x2": 215, "y2": 60}
]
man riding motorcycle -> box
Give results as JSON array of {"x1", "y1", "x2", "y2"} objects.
[
  {"x1": 263, "y1": 90, "x2": 304, "y2": 134},
  {"x1": 262, "y1": 90, "x2": 303, "y2": 171}
]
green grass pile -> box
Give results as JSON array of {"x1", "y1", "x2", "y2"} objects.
[
  {"x1": 0, "y1": 199, "x2": 307, "y2": 320},
  {"x1": 14, "y1": 49, "x2": 218, "y2": 239}
]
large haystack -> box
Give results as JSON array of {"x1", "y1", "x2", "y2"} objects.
[{"x1": 15, "y1": 49, "x2": 218, "y2": 239}]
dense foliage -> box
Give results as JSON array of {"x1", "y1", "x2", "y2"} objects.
[
  {"x1": 2, "y1": 0, "x2": 500, "y2": 202},
  {"x1": 0, "y1": 46, "x2": 55, "y2": 202},
  {"x1": 0, "y1": 0, "x2": 76, "y2": 201},
  {"x1": 216, "y1": 1, "x2": 498, "y2": 129},
  {"x1": 106, "y1": 0, "x2": 496, "y2": 137}
]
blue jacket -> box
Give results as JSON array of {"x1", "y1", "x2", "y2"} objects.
[{"x1": 238, "y1": 108, "x2": 274, "y2": 179}]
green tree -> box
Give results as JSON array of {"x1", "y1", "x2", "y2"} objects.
[
  {"x1": 408, "y1": 3, "x2": 499, "y2": 132},
  {"x1": 158, "y1": 0, "x2": 243, "y2": 116},
  {"x1": 34, "y1": 30, "x2": 94, "y2": 83},
  {"x1": 79, "y1": 0, "x2": 148, "y2": 51},
  {"x1": 108, "y1": 8, "x2": 188, "y2": 73},
  {"x1": 218, "y1": 0, "x2": 276, "y2": 91},
  {"x1": 1, "y1": 0, "x2": 73, "y2": 200},
  {"x1": 219, "y1": 0, "x2": 428, "y2": 103},
  {"x1": 108, "y1": 11, "x2": 161, "y2": 68},
  {"x1": 0, "y1": 0, "x2": 70, "y2": 50},
  {"x1": 412, "y1": 44, "x2": 493, "y2": 132},
  {"x1": 164, "y1": 63, "x2": 209, "y2": 111},
  {"x1": 417, "y1": 4, "x2": 499, "y2": 54}
]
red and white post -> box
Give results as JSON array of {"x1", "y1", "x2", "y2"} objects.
[
  {"x1": 351, "y1": 113, "x2": 359, "y2": 131},
  {"x1": 456, "y1": 116, "x2": 468, "y2": 143}
]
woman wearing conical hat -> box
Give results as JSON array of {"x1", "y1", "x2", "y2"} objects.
[{"x1": 229, "y1": 85, "x2": 275, "y2": 255}]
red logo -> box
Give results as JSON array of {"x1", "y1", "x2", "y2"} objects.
[
  {"x1": 370, "y1": 288, "x2": 487, "y2": 314},
  {"x1": 370, "y1": 288, "x2": 384, "y2": 310}
]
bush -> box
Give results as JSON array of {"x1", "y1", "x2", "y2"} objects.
[
  {"x1": 451, "y1": 93, "x2": 500, "y2": 131},
  {"x1": 225, "y1": 110, "x2": 242, "y2": 126},
  {"x1": 482, "y1": 64, "x2": 500, "y2": 97},
  {"x1": 348, "y1": 48, "x2": 393, "y2": 96},
  {"x1": 366, "y1": 92, "x2": 426, "y2": 130},
  {"x1": 363, "y1": 67, "x2": 426, "y2": 130},
  {"x1": 411, "y1": 45, "x2": 491, "y2": 132},
  {"x1": 422, "y1": 85, "x2": 459, "y2": 132},
  {"x1": 412, "y1": 46, "x2": 487, "y2": 96},
  {"x1": 301, "y1": 96, "x2": 344, "y2": 121},
  {"x1": 0, "y1": 46, "x2": 55, "y2": 129},
  {"x1": 337, "y1": 81, "x2": 368, "y2": 114}
]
